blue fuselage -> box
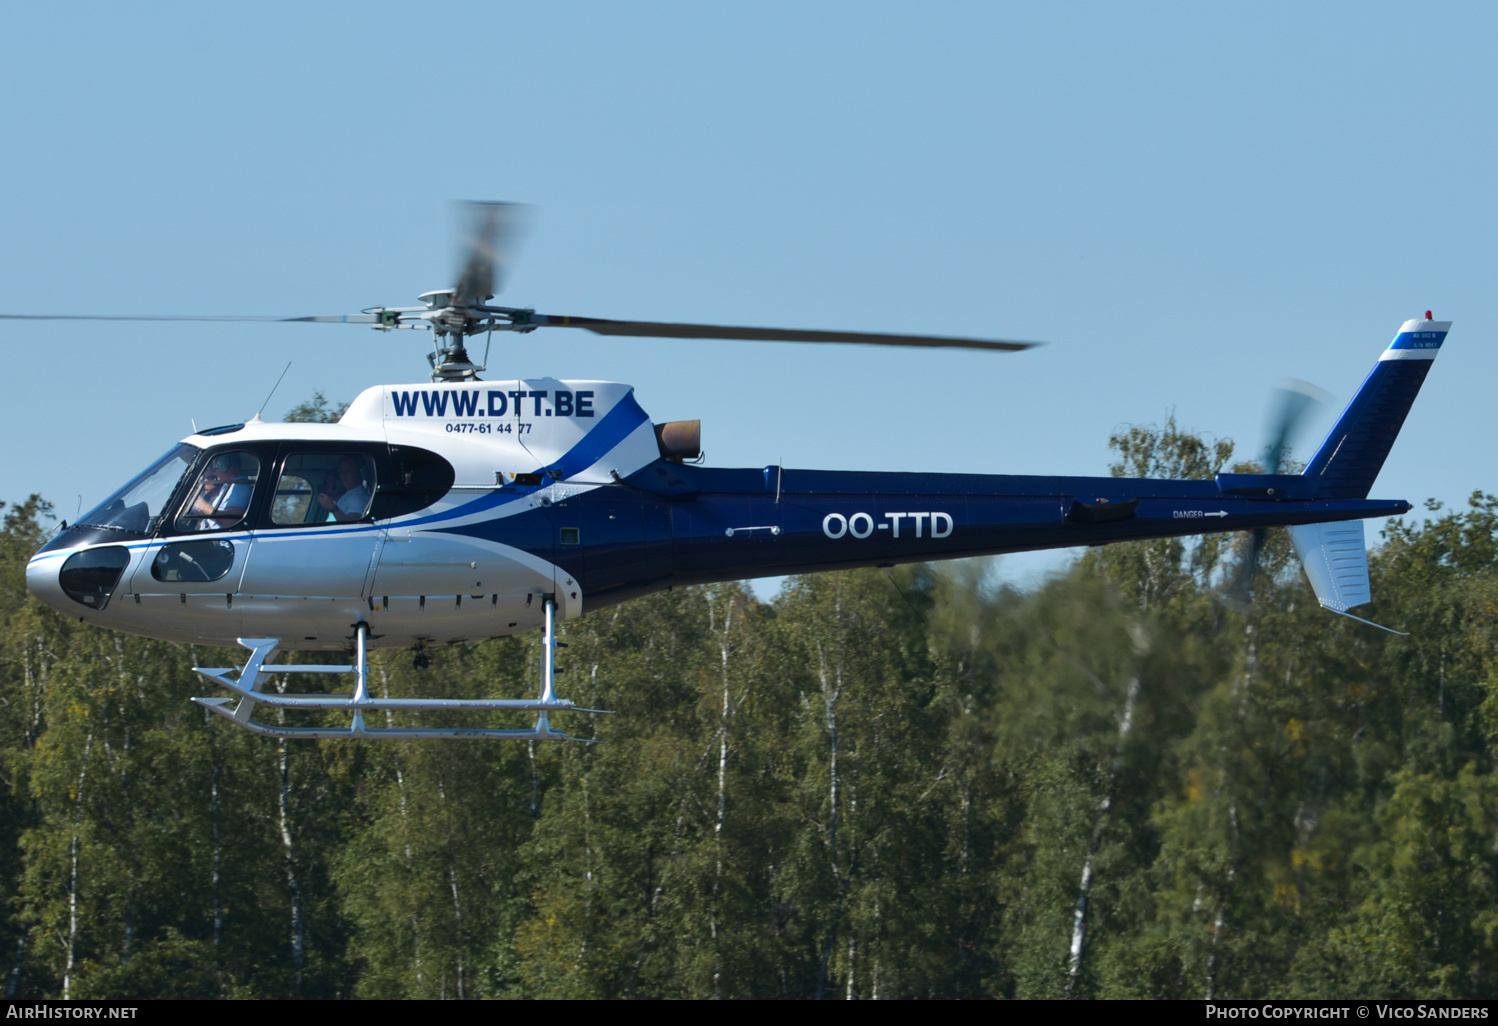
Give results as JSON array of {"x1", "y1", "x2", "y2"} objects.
[{"x1": 489, "y1": 461, "x2": 1409, "y2": 608}]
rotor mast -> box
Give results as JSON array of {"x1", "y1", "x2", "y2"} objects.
[{"x1": 419, "y1": 289, "x2": 497, "y2": 382}]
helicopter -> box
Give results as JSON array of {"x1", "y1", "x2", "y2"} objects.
[{"x1": 13, "y1": 205, "x2": 1448, "y2": 740}]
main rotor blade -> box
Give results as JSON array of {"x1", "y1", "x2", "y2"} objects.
[
  {"x1": 453, "y1": 202, "x2": 529, "y2": 307},
  {"x1": 0, "y1": 313, "x2": 380, "y2": 323},
  {"x1": 528, "y1": 314, "x2": 1039, "y2": 352}
]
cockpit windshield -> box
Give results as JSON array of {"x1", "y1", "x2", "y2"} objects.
[{"x1": 76, "y1": 443, "x2": 200, "y2": 536}]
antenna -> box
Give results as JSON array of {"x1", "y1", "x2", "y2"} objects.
[{"x1": 256, "y1": 361, "x2": 293, "y2": 421}]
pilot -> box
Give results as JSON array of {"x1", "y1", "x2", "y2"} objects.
[
  {"x1": 318, "y1": 456, "x2": 371, "y2": 523},
  {"x1": 189, "y1": 453, "x2": 252, "y2": 530}
]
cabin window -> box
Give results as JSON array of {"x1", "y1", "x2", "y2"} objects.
[
  {"x1": 271, "y1": 453, "x2": 377, "y2": 526},
  {"x1": 174, "y1": 451, "x2": 261, "y2": 533}
]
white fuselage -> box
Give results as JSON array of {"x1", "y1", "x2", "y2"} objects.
[{"x1": 26, "y1": 379, "x2": 663, "y2": 650}]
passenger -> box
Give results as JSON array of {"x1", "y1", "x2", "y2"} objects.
[
  {"x1": 313, "y1": 469, "x2": 344, "y2": 522},
  {"x1": 318, "y1": 456, "x2": 371, "y2": 523},
  {"x1": 320, "y1": 469, "x2": 345, "y2": 500}
]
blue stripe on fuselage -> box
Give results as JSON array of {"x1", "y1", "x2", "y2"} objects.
[
  {"x1": 391, "y1": 390, "x2": 651, "y2": 530},
  {"x1": 545, "y1": 391, "x2": 649, "y2": 478}
]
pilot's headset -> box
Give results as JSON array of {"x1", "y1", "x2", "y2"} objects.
[{"x1": 214, "y1": 453, "x2": 250, "y2": 481}]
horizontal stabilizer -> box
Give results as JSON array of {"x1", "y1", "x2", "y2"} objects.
[{"x1": 1288, "y1": 522, "x2": 1370, "y2": 612}]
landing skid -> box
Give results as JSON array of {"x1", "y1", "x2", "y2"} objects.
[{"x1": 192, "y1": 597, "x2": 602, "y2": 740}]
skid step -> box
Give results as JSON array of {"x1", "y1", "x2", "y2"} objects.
[
  {"x1": 191, "y1": 697, "x2": 588, "y2": 740},
  {"x1": 192, "y1": 597, "x2": 604, "y2": 740}
]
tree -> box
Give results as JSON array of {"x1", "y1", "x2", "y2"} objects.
[{"x1": 283, "y1": 392, "x2": 348, "y2": 424}]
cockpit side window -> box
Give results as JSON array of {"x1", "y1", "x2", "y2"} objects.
[
  {"x1": 75, "y1": 443, "x2": 199, "y2": 537},
  {"x1": 174, "y1": 451, "x2": 261, "y2": 533},
  {"x1": 271, "y1": 453, "x2": 376, "y2": 526}
]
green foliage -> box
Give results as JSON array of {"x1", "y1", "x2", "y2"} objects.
[
  {"x1": 282, "y1": 392, "x2": 349, "y2": 424},
  {"x1": 3, "y1": 425, "x2": 1498, "y2": 998},
  {"x1": 1087, "y1": 412, "x2": 1237, "y2": 612}
]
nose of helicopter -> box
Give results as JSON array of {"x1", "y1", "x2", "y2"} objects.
[
  {"x1": 25, "y1": 551, "x2": 71, "y2": 614},
  {"x1": 27, "y1": 545, "x2": 133, "y2": 616}
]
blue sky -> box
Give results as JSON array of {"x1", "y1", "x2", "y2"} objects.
[{"x1": 2, "y1": 2, "x2": 1493, "y2": 588}]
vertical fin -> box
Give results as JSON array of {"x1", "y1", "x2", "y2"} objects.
[{"x1": 1303, "y1": 317, "x2": 1449, "y2": 499}]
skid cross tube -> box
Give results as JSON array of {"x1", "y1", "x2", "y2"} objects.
[{"x1": 191, "y1": 599, "x2": 603, "y2": 739}]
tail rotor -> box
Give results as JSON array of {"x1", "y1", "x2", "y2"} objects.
[{"x1": 1227, "y1": 379, "x2": 1330, "y2": 606}]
